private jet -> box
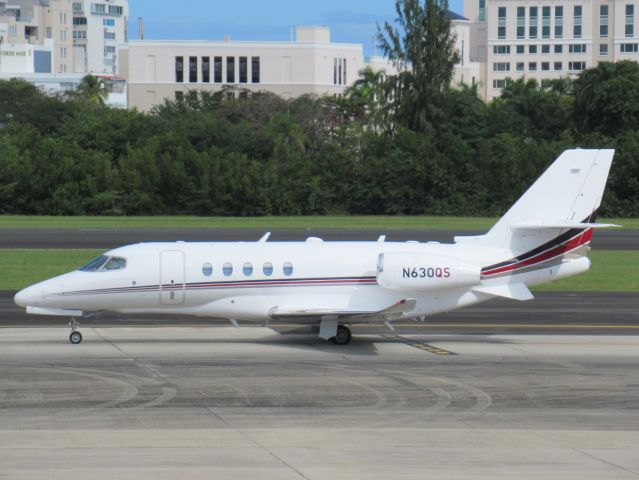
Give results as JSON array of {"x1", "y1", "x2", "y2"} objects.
[{"x1": 14, "y1": 149, "x2": 617, "y2": 345}]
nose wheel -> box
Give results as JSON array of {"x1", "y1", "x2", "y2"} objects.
[{"x1": 69, "y1": 318, "x2": 82, "y2": 344}]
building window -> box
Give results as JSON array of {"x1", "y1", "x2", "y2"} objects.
[
  {"x1": 626, "y1": 4, "x2": 634, "y2": 37},
  {"x1": 529, "y1": 7, "x2": 538, "y2": 38},
  {"x1": 46, "y1": 27, "x2": 52, "y2": 38},
  {"x1": 104, "y1": 32, "x2": 115, "y2": 40},
  {"x1": 600, "y1": 5, "x2": 609, "y2": 37},
  {"x1": 620, "y1": 42, "x2": 639, "y2": 52},
  {"x1": 493, "y1": 45, "x2": 510, "y2": 54},
  {"x1": 175, "y1": 56, "x2": 184, "y2": 83},
  {"x1": 541, "y1": 62, "x2": 550, "y2": 71},
  {"x1": 600, "y1": 43, "x2": 608, "y2": 56},
  {"x1": 569, "y1": 44, "x2": 587, "y2": 53},
  {"x1": 72, "y1": 2, "x2": 83, "y2": 12},
  {"x1": 555, "y1": 6, "x2": 563, "y2": 38},
  {"x1": 243, "y1": 262, "x2": 253, "y2": 276},
  {"x1": 529, "y1": 44, "x2": 537, "y2": 54},
  {"x1": 239, "y1": 56, "x2": 248, "y2": 83},
  {"x1": 283, "y1": 262, "x2": 294, "y2": 276},
  {"x1": 214, "y1": 56, "x2": 222, "y2": 83},
  {"x1": 202, "y1": 56, "x2": 210, "y2": 83},
  {"x1": 202, "y1": 263, "x2": 213, "y2": 277},
  {"x1": 517, "y1": 7, "x2": 525, "y2": 39},
  {"x1": 529, "y1": 61, "x2": 537, "y2": 71},
  {"x1": 493, "y1": 62, "x2": 510, "y2": 71},
  {"x1": 226, "y1": 57, "x2": 235, "y2": 83},
  {"x1": 516, "y1": 62, "x2": 525, "y2": 71},
  {"x1": 103, "y1": 18, "x2": 115, "y2": 27},
  {"x1": 554, "y1": 61, "x2": 562, "y2": 71},
  {"x1": 263, "y1": 262, "x2": 273, "y2": 276},
  {"x1": 492, "y1": 79, "x2": 507, "y2": 89},
  {"x1": 189, "y1": 56, "x2": 197, "y2": 83},
  {"x1": 479, "y1": 0, "x2": 485, "y2": 21},
  {"x1": 223, "y1": 263, "x2": 233, "y2": 276},
  {"x1": 498, "y1": 7, "x2": 507, "y2": 39},
  {"x1": 568, "y1": 61, "x2": 586, "y2": 71},
  {"x1": 542, "y1": 6, "x2": 551, "y2": 38},
  {"x1": 73, "y1": 17, "x2": 87, "y2": 25},
  {"x1": 541, "y1": 44, "x2": 550, "y2": 54},
  {"x1": 516, "y1": 44, "x2": 525, "y2": 54},
  {"x1": 108, "y1": 5, "x2": 123, "y2": 15},
  {"x1": 251, "y1": 57, "x2": 260, "y2": 83},
  {"x1": 554, "y1": 44, "x2": 563, "y2": 53},
  {"x1": 104, "y1": 46, "x2": 116, "y2": 54},
  {"x1": 574, "y1": 6, "x2": 582, "y2": 38}
]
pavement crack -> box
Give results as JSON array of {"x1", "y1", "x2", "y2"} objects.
[{"x1": 204, "y1": 406, "x2": 310, "y2": 480}]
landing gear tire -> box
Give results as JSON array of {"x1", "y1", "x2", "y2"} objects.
[
  {"x1": 331, "y1": 325, "x2": 352, "y2": 345},
  {"x1": 69, "y1": 331, "x2": 83, "y2": 344}
]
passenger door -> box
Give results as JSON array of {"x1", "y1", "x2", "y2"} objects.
[{"x1": 160, "y1": 250, "x2": 185, "y2": 305}]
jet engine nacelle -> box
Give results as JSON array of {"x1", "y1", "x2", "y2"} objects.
[{"x1": 377, "y1": 252, "x2": 481, "y2": 292}]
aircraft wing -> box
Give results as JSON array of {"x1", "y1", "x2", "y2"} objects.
[{"x1": 269, "y1": 298, "x2": 416, "y2": 322}]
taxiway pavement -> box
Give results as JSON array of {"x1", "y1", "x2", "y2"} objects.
[{"x1": 0, "y1": 325, "x2": 638, "y2": 479}]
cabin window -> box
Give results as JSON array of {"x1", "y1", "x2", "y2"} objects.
[
  {"x1": 263, "y1": 262, "x2": 273, "y2": 276},
  {"x1": 283, "y1": 262, "x2": 293, "y2": 276},
  {"x1": 79, "y1": 255, "x2": 109, "y2": 271},
  {"x1": 202, "y1": 263, "x2": 213, "y2": 277},
  {"x1": 103, "y1": 257, "x2": 127, "y2": 271},
  {"x1": 243, "y1": 262, "x2": 253, "y2": 276},
  {"x1": 223, "y1": 263, "x2": 233, "y2": 276}
]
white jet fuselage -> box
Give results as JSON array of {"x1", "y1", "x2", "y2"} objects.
[{"x1": 14, "y1": 237, "x2": 590, "y2": 321}]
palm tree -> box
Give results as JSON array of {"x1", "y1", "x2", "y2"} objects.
[{"x1": 78, "y1": 75, "x2": 109, "y2": 105}]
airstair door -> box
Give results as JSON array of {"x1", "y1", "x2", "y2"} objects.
[{"x1": 160, "y1": 250, "x2": 185, "y2": 305}]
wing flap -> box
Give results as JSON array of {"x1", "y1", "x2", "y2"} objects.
[{"x1": 269, "y1": 298, "x2": 416, "y2": 321}]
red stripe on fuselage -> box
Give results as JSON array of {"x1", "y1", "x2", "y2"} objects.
[{"x1": 482, "y1": 228, "x2": 592, "y2": 277}]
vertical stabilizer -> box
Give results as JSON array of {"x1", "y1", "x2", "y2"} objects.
[{"x1": 456, "y1": 149, "x2": 615, "y2": 253}]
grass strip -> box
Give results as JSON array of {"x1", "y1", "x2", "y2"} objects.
[
  {"x1": 0, "y1": 249, "x2": 636, "y2": 293},
  {"x1": 0, "y1": 215, "x2": 637, "y2": 230}
]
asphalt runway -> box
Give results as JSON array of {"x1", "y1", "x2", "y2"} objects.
[
  {"x1": 1, "y1": 325, "x2": 638, "y2": 479},
  {"x1": 0, "y1": 227, "x2": 637, "y2": 249}
]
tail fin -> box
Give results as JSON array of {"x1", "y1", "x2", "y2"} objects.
[{"x1": 456, "y1": 149, "x2": 615, "y2": 253}]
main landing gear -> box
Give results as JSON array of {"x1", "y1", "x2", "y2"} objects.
[
  {"x1": 330, "y1": 325, "x2": 352, "y2": 345},
  {"x1": 69, "y1": 318, "x2": 82, "y2": 344}
]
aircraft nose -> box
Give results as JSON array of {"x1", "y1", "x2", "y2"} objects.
[{"x1": 14, "y1": 285, "x2": 41, "y2": 308}]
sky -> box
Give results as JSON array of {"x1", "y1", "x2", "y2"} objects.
[{"x1": 128, "y1": 0, "x2": 465, "y2": 57}]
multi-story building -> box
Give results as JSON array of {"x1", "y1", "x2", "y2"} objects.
[
  {"x1": 465, "y1": 0, "x2": 639, "y2": 100},
  {"x1": 0, "y1": 0, "x2": 73, "y2": 74},
  {"x1": 71, "y1": 0, "x2": 128, "y2": 74},
  {"x1": 121, "y1": 26, "x2": 366, "y2": 111}
]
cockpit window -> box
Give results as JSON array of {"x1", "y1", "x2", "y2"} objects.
[
  {"x1": 79, "y1": 255, "x2": 109, "y2": 272},
  {"x1": 79, "y1": 255, "x2": 126, "y2": 272},
  {"x1": 103, "y1": 257, "x2": 127, "y2": 271}
]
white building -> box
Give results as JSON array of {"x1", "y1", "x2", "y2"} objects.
[
  {"x1": 465, "y1": 0, "x2": 639, "y2": 100},
  {"x1": 72, "y1": 0, "x2": 128, "y2": 74},
  {"x1": 121, "y1": 26, "x2": 365, "y2": 112},
  {"x1": 0, "y1": 0, "x2": 73, "y2": 74}
]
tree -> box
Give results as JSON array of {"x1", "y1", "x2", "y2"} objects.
[
  {"x1": 345, "y1": 66, "x2": 390, "y2": 130},
  {"x1": 573, "y1": 61, "x2": 639, "y2": 135},
  {"x1": 77, "y1": 75, "x2": 109, "y2": 105},
  {"x1": 376, "y1": 0, "x2": 460, "y2": 131}
]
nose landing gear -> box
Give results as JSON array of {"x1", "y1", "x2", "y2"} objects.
[{"x1": 69, "y1": 318, "x2": 82, "y2": 344}]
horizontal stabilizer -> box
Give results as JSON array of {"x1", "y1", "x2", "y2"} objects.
[
  {"x1": 512, "y1": 222, "x2": 621, "y2": 230},
  {"x1": 472, "y1": 283, "x2": 534, "y2": 301},
  {"x1": 26, "y1": 306, "x2": 84, "y2": 317}
]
